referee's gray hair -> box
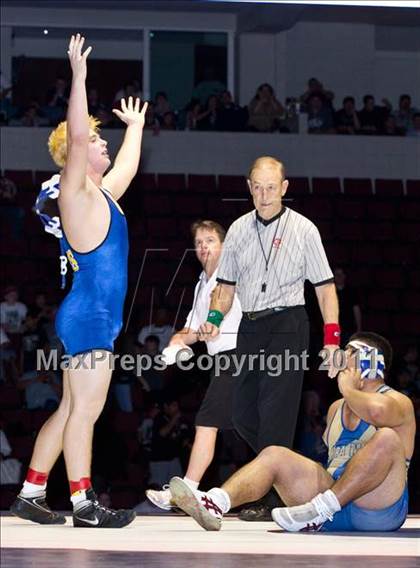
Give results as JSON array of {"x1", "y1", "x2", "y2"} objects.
[
  {"x1": 248, "y1": 156, "x2": 286, "y2": 180},
  {"x1": 190, "y1": 220, "x2": 226, "y2": 243}
]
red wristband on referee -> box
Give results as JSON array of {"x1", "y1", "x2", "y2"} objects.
[{"x1": 324, "y1": 323, "x2": 341, "y2": 346}]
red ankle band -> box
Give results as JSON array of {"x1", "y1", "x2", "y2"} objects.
[
  {"x1": 69, "y1": 477, "x2": 92, "y2": 495},
  {"x1": 26, "y1": 468, "x2": 48, "y2": 485}
]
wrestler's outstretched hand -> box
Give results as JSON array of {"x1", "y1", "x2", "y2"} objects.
[
  {"x1": 112, "y1": 97, "x2": 148, "y2": 129},
  {"x1": 67, "y1": 33, "x2": 92, "y2": 80}
]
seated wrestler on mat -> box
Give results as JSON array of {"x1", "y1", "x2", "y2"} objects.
[{"x1": 169, "y1": 332, "x2": 415, "y2": 532}]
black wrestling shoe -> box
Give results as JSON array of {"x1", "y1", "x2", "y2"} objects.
[
  {"x1": 10, "y1": 494, "x2": 66, "y2": 525},
  {"x1": 238, "y1": 503, "x2": 273, "y2": 522},
  {"x1": 72, "y1": 491, "x2": 136, "y2": 528}
]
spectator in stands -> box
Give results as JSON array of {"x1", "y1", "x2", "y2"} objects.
[
  {"x1": 399, "y1": 345, "x2": 420, "y2": 384},
  {"x1": 137, "y1": 335, "x2": 165, "y2": 393},
  {"x1": 296, "y1": 390, "x2": 328, "y2": 465},
  {"x1": 114, "y1": 80, "x2": 142, "y2": 105},
  {"x1": 45, "y1": 77, "x2": 69, "y2": 124},
  {"x1": 334, "y1": 96, "x2": 361, "y2": 135},
  {"x1": 407, "y1": 113, "x2": 420, "y2": 138},
  {"x1": 307, "y1": 94, "x2": 335, "y2": 134},
  {"x1": 0, "y1": 69, "x2": 15, "y2": 124},
  {"x1": 19, "y1": 102, "x2": 49, "y2": 127},
  {"x1": 41, "y1": 304, "x2": 62, "y2": 354},
  {"x1": 392, "y1": 94, "x2": 418, "y2": 134},
  {"x1": 154, "y1": 92, "x2": 172, "y2": 124},
  {"x1": 196, "y1": 95, "x2": 220, "y2": 131},
  {"x1": 21, "y1": 310, "x2": 48, "y2": 373},
  {"x1": 381, "y1": 115, "x2": 405, "y2": 136},
  {"x1": 138, "y1": 308, "x2": 173, "y2": 351},
  {"x1": 357, "y1": 95, "x2": 390, "y2": 135},
  {"x1": 143, "y1": 102, "x2": 160, "y2": 134},
  {"x1": 160, "y1": 111, "x2": 177, "y2": 131},
  {"x1": 0, "y1": 426, "x2": 22, "y2": 485},
  {"x1": 248, "y1": 83, "x2": 284, "y2": 132},
  {"x1": 184, "y1": 98, "x2": 202, "y2": 131},
  {"x1": 87, "y1": 87, "x2": 102, "y2": 116},
  {"x1": 96, "y1": 105, "x2": 116, "y2": 128},
  {"x1": 0, "y1": 327, "x2": 17, "y2": 384},
  {"x1": 300, "y1": 77, "x2": 334, "y2": 111},
  {"x1": 0, "y1": 176, "x2": 24, "y2": 239},
  {"x1": 138, "y1": 401, "x2": 161, "y2": 457},
  {"x1": 30, "y1": 292, "x2": 52, "y2": 329},
  {"x1": 395, "y1": 368, "x2": 418, "y2": 399},
  {"x1": 18, "y1": 369, "x2": 61, "y2": 411},
  {"x1": 192, "y1": 66, "x2": 225, "y2": 106},
  {"x1": 217, "y1": 90, "x2": 247, "y2": 132},
  {"x1": 334, "y1": 267, "x2": 362, "y2": 343},
  {"x1": 0, "y1": 286, "x2": 27, "y2": 337},
  {"x1": 149, "y1": 393, "x2": 191, "y2": 486}
]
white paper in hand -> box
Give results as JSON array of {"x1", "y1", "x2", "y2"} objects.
[{"x1": 162, "y1": 345, "x2": 194, "y2": 366}]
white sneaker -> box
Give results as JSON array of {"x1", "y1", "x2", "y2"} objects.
[
  {"x1": 169, "y1": 477, "x2": 222, "y2": 531},
  {"x1": 271, "y1": 493, "x2": 335, "y2": 532},
  {"x1": 146, "y1": 485, "x2": 174, "y2": 511}
]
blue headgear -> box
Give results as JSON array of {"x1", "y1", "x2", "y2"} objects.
[
  {"x1": 35, "y1": 174, "x2": 67, "y2": 288},
  {"x1": 347, "y1": 340, "x2": 386, "y2": 380}
]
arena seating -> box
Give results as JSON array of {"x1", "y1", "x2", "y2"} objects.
[{"x1": 1, "y1": 170, "x2": 419, "y2": 508}]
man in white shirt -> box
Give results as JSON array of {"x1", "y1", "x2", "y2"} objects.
[
  {"x1": 0, "y1": 286, "x2": 28, "y2": 334},
  {"x1": 137, "y1": 308, "x2": 173, "y2": 352},
  {"x1": 146, "y1": 220, "x2": 242, "y2": 510}
]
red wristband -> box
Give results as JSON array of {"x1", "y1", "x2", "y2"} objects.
[{"x1": 324, "y1": 323, "x2": 341, "y2": 346}]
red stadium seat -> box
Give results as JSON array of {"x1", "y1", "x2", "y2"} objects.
[
  {"x1": 324, "y1": 242, "x2": 351, "y2": 265},
  {"x1": 406, "y1": 179, "x2": 420, "y2": 196},
  {"x1": 395, "y1": 222, "x2": 419, "y2": 242},
  {"x1": 375, "y1": 268, "x2": 405, "y2": 289},
  {"x1": 157, "y1": 174, "x2": 186, "y2": 192},
  {"x1": 410, "y1": 270, "x2": 420, "y2": 288},
  {"x1": 302, "y1": 196, "x2": 334, "y2": 220},
  {"x1": 34, "y1": 171, "x2": 56, "y2": 187},
  {"x1": 173, "y1": 195, "x2": 205, "y2": 217},
  {"x1": 393, "y1": 314, "x2": 419, "y2": 335},
  {"x1": 400, "y1": 198, "x2": 420, "y2": 220},
  {"x1": 401, "y1": 291, "x2": 420, "y2": 312},
  {"x1": 134, "y1": 173, "x2": 156, "y2": 192},
  {"x1": 368, "y1": 222, "x2": 395, "y2": 241},
  {"x1": 375, "y1": 179, "x2": 404, "y2": 196},
  {"x1": 4, "y1": 170, "x2": 34, "y2": 190},
  {"x1": 367, "y1": 290, "x2": 400, "y2": 311},
  {"x1": 334, "y1": 221, "x2": 364, "y2": 241},
  {"x1": 343, "y1": 178, "x2": 373, "y2": 196},
  {"x1": 218, "y1": 175, "x2": 247, "y2": 194},
  {"x1": 288, "y1": 177, "x2": 310, "y2": 196},
  {"x1": 363, "y1": 313, "x2": 391, "y2": 334},
  {"x1": 352, "y1": 242, "x2": 383, "y2": 265},
  {"x1": 366, "y1": 200, "x2": 396, "y2": 221},
  {"x1": 312, "y1": 177, "x2": 341, "y2": 195},
  {"x1": 188, "y1": 174, "x2": 217, "y2": 193},
  {"x1": 335, "y1": 198, "x2": 366, "y2": 220},
  {"x1": 384, "y1": 244, "x2": 416, "y2": 266},
  {"x1": 142, "y1": 194, "x2": 172, "y2": 216},
  {"x1": 147, "y1": 218, "x2": 177, "y2": 238}
]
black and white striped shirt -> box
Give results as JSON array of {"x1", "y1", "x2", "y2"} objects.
[{"x1": 217, "y1": 207, "x2": 334, "y2": 312}]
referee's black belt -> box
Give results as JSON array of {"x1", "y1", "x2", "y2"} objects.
[{"x1": 242, "y1": 307, "x2": 286, "y2": 321}]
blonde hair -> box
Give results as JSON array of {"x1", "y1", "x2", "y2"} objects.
[
  {"x1": 48, "y1": 116, "x2": 101, "y2": 168},
  {"x1": 248, "y1": 156, "x2": 285, "y2": 180}
]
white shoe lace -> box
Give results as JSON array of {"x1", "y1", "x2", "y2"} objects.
[{"x1": 311, "y1": 494, "x2": 334, "y2": 523}]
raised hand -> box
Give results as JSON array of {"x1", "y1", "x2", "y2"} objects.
[
  {"x1": 67, "y1": 33, "x2": 92, "y2": 79},
  {"x1": 112, "y1": 97, "x2": 148, "y2": 129}
]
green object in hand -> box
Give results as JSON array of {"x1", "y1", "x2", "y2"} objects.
[{"x1": 207, "y1": 310, "x2": 224, "y2": 328}]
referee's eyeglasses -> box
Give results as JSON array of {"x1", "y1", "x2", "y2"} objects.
[{"x1": 248, "y1": 182, "x2": 281, "y2": 193}]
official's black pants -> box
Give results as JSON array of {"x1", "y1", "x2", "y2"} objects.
[{"x1": 232, "y1": 306, "x2": 310, "y2": 453}]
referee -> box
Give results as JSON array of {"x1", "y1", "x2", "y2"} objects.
[{"x1": 199, "y1": 156, "x2": 340, "y2": 518}]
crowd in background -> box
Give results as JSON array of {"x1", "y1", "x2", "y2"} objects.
[
  {"x1": 1, "y1": 275, "x2": 419, "y2": 505},
  {"x1": 1, "y1": 74, "x2": 419, "y2": 137}
]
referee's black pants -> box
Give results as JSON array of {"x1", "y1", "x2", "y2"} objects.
[{"x1": 232, "y1": 306, "x2": 309, "y2": 453}]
